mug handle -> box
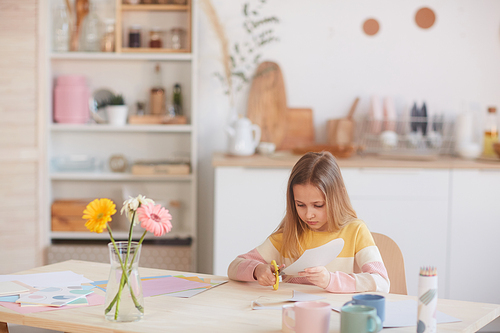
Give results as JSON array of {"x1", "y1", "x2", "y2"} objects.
[
  {"x1": 251, "y1": 124, "x2": 261, "y2": 148},
  {"x1": 342, "y1": 300, "x2": 356, "y2": 307},
  {"x1": 367, "y1": 313, "x2": 382, "y2": 333},
  {"x1": 283, "y1": 307, "x2": 295, "y2": 331}
]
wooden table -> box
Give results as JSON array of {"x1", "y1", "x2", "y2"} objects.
[{"x1": 0, "y1": 260, "x2": 499, "y2": 333}]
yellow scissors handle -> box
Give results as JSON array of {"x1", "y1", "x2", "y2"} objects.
[{"x1": 271, "y1": 260, "x2": 279, "y2": 290}]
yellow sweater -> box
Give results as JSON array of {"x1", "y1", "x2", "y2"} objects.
[{"x1": 228, "y1": 220, "x2": 390, "y2": 293}]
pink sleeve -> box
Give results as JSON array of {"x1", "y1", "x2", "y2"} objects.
[
  {"x1": 324, "y1": 261, "x2": 389, "y2": 293},
  {"x1": 325, "y1": 271, "x2": 356, "y2": 293},
  {"x1": 227, "y1": 249, "x2": 267, "y2": 281}
]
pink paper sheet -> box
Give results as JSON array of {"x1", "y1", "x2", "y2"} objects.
[
  {"x1": 142, "y1": 276, "x2": 211, "y2": 297},
  {"x1": 0, "y1": 293, "x2": 105, "y2": 314}
]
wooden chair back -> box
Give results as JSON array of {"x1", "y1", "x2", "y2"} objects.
[{"x1": 371, "y1": 232, "x2": 407, "y2": 295}]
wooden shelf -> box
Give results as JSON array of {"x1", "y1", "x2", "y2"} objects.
[
  {"x1": 50, "y1": 52, "x2": 192, "y2": 61},
  {"x1": 121, "y1": 4, "x2": 189, "y2": 12},
  {"x1": 116, "y1": 0, "x2": 192, "y2": 54},
  {"x1": 121, "y1": 47, "x2": 189, "y2": 53},
  {"x1": 50, "y1": 230, "x2": 193, "y2": 240},
  {"x1": 50, "y1": 172, "x2": 193, "y2": 181},
  {"x1": 50, "y1": 123, "x2": 192, "y2": 133}
]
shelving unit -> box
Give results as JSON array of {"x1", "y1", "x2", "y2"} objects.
[
  {"x1": 44, "y1": 0, "x2": 198, "y2": 270},
  {"x1": 116, "y1": 0, "x2": 191, "y2": 53}
]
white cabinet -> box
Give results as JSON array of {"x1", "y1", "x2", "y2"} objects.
[
  {"x1": 341, "y1": 168, "x2": 450, "y2": 297},
  {"x1": 213, "y1": 166, "x2": 449, "y2": 297},
  {"x1": 44, "y1": 1, "x2": 198, "y2": 269},
  {"x1": 213, "y1": 167, "x2": 289, "y2": 276},
  {"x1": 449, "y1": 169, "x2": 500, "y2": 304}
]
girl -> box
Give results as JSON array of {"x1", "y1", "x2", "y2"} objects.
[{"x1": 227, "y1": 151, "x2": 390, "y2": 293}]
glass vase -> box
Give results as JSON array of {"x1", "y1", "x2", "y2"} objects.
[{"x1": 104, "y1": 241, "x2": 144, "y2": 322}]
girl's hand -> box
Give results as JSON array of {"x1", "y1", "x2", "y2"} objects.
[
  {"x1": 253, "y1": 263, "x2": 278, "y2": 286},
  {"x1": 298, "y1": 266, "x2": 331, "y2": 289}
]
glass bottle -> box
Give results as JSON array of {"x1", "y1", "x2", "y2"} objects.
[
  {"x1": 53, "y1": 4, "x2": 70, "y2": 52},
  {"x1": 150, "y1": 63, "x2": 166, "y2": 115},
  {"x1": 172, "y1": 83, "x2": 183, "y2": 116},
  {"x1": 101, "y1": 19, "x2": 115, "y2": 52},
  {"x1": 483, "y1": 106, "x2": 498, "y2": 157},
  {"x1": 79, "y1": 2, "x2": 102, "y2": 52}
]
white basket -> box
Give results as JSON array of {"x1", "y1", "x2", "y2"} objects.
[{"x1": 356, "y1": 115, "x2": 455, "y2": 159}]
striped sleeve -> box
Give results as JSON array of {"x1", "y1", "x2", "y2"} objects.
[
  {"x1": 227, "y1": 238, "x2": 280, "y2": 281},
  {"x1": 324, "y1": 223, "x2": 390, "y2": 293}
]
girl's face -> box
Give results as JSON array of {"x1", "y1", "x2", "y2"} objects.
[{"x1": 293, "y1": 183, "x2": 328, "y2": 232}]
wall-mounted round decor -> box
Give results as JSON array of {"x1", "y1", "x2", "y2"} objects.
[
  {"x1": 415, "y1": 7, "x2": 436, "y2": 29},
  {"x1": 363, "y1": 18, "x2": 380, "y2": 36}
]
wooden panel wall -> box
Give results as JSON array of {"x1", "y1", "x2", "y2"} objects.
[{"x1": 0, "y1": 0, "x2": 42, "y2": 274}]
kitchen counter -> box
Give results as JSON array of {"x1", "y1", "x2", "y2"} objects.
[
  {"x1": 213, "y1": 151, "x2": 500, "y2": 303},
  {"x1": 212, "y1": 152, "x2": 500, "y2": 169}
]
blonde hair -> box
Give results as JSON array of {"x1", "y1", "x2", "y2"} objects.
[{"x1": 272, "y1": 152, "x2": 357, "y2": 260}]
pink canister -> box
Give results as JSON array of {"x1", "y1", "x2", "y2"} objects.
[{"x1": 53, "y1": 75, "x2": 90, "y2": 124}]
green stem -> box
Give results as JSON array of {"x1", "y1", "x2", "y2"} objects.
[
  {"x1": 128, "y1": 230, "x2": 147, "y2": 267},
  {"x1": 115, "y1": 212, "x2": 136, "y2": 320},
  {"x1": 104, "y1": 224, "x2": 144, "y2": 317}
]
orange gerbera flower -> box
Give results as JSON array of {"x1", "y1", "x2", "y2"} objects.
[{"x1": 82, "y1": 198, "x2": 116, "y2": 233}]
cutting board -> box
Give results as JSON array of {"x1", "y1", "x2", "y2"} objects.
[
  {"x1": 246, "y1": 61, "x2": 288, "y2": 148},
  {"x1": 279, "y1": 108, "x2": 315, "y2": 150}
]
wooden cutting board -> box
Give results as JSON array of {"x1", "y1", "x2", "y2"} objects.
[
  {"x1": 246, "y1": 61, "x2": 288, "y2": 148},
  {"x1": 279, "y1": 108, "x2": 315, "y2": 150}
]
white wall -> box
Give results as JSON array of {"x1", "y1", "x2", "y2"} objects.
[{"x1": 196, "y1": 0, "x2": 500, "y2": 275}]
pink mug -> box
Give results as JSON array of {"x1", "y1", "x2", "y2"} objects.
[{"x1": 283, "y1": 301, "x2": 331, "y2": 333}]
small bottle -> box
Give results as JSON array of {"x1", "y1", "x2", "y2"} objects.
[
  {"x1": 52, "y1": 4, "x2": 70, "y2": 52},
  {"x1": 172, "y1": 83, "x2": 183, "y2": 116},
  {"x1": 150, "y1": 63, "x2": 166, "y2": 115},
  {"x1": 100, "y1": 19, "x2": 115, "y2": 52},
  {"x1": 483, "y1": 106, "x2": 499, "y2": 157}
]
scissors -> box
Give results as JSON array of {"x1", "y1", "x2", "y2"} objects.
[{"x1": 271, "y1": 260, "x2": 284, "y2": 290}]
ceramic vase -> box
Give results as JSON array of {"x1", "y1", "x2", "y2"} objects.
[{"x1": 104, "y1": 241, "x2": 144, "y2": 322}]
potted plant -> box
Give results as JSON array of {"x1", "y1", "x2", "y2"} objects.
[{"x1": 105, "y1": 94, "x2": 128, "y2": 125}]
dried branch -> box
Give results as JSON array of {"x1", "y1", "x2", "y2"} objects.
[{"x1": 200, "y1": 0, "x2": 234, "y2": 105}]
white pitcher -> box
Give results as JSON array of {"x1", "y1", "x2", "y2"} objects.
[{"x1": 226, "y1": 117, "x2": 261, "y2": 156}]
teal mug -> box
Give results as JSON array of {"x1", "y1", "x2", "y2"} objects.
[
  {"x1": 340, "y1": 304, "x2": 382, "y2": 333},
  {"x1": 343, "y1": 294, "x2": 385, "y2": 323}
]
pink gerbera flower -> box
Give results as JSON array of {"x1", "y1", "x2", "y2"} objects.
[{"x1": 137, "y1": 203, "x2": 172, "y2": 237}]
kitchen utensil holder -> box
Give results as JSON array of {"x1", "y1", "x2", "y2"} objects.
[{"x1": 356, "y1": 115, "x2": 455, "y2": 159}]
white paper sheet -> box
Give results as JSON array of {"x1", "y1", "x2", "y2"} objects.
[
  {"x1": 286, "y1": 290, "x2": 326, "y2": 302},
  {"x1": 0, "y1": 271, "x2": 92, "y2": 288},
  {"x1": 251, "y1": 290, "x2": 326, "y2": 310},
  {"x1": 281, "y1": 238, "x2": 344, "y2": 275}
]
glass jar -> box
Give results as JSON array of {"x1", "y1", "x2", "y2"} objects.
[
  {"x1": 79, "y1": 3, "x2": 102, "y2": 52},
  {"x1": 52, "y1": 4, "x2": 70, "y2": 52},
  {"x1": 149, "y1": 28, "x2": 163, "y2": 48},
  {"x1": 128, "y1": 25, "x2": 142, "y2": 48},
  {"x1": 169, "y1": 28, "x2": 185, "y2": 50}
]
